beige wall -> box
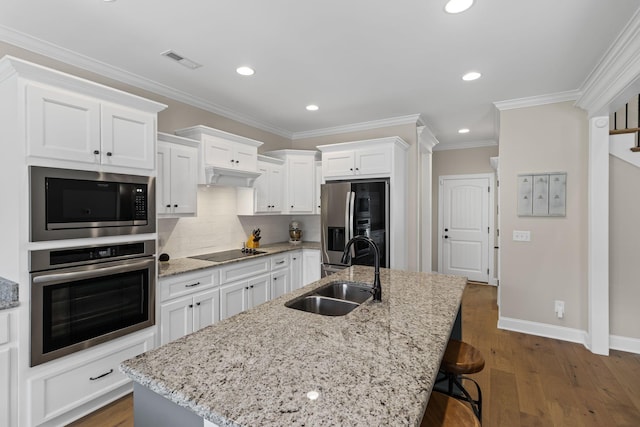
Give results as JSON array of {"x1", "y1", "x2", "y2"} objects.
[
  {"x1": 431, "y1": 146, "x2": 499, "y2": 270},
  {"x1": 499, "y1": 101, "x2": 588, "y2": 329},
  {"x1": 0, "y1": 41, "x2": 291, "y2": 151},
  {"x1": 609, "y1": 155, "x2": 640, "y2": 339}
]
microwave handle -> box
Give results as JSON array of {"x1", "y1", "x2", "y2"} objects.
[{"x1": 32, "y1": 259, "x2": 153, "y2": 285}]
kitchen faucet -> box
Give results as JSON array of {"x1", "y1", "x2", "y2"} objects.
[{"x1": 341, "y1": 235, "x2": 382, "y2": 302}]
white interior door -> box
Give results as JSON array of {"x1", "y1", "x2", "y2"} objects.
[{"x1": 439, "y1": 175, "x2": 491, "y2": 282}]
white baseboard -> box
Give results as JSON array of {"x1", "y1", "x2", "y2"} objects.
[
  {"x1": 498, "y1": 317, "x2": 640, "y2": 355},
  {"x1": 610, "y1": 335, "x2": 640, "y2": 354},
  {"x1": 497, "y1": 316, "x2": 588, "y2": 345}
]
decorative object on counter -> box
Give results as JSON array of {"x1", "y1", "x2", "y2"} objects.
[
  {"x1": 289, "y1": 221, "x2": 302, "y2": 245},
  {"x1": 246, "y1": 228, "x2": 261, "y2": 248},
  {"x1": 159, "y1": 253, "x2": 170, "y2": 262}
]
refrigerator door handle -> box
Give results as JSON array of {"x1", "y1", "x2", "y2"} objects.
[{"x1": 348, "y1": 191, "x2": 356, "y2": 258}]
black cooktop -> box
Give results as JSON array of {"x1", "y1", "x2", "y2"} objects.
[{"x1": 189, "y1": 249, "x2": 267, "y2": 263}]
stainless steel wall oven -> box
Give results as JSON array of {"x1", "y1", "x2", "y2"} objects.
[
  {"x1": 30, "y1": 240, "x2": 156, "y2": 366},
  {"x1": 30, "y1": 166, "x2": 155, "y2": 242}
]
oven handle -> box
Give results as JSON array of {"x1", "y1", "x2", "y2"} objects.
[{"x1": 32, "y1": 259, "x2": 153, "y2": 284}]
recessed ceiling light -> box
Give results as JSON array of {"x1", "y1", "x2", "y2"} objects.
[
  {"x1": 306, "y1": 105, "x2": 319, "y2": 111},
  {"x1": 458, "y1": 128, "x2": 470, "y2": 134},
  {"x1": 462, "y1": 71, "x2": 482, "y2": 81},
  {"x1": 236, "y1": 66, "x2": 255, "y2": 76},
  {"x1": 445, "y1": 0, "x2": 474, "y2": 14}
]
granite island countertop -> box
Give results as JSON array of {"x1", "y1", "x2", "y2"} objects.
[
  {"x1": 121, "y1": 266, "x2": 467, "y2": 426},
  {"x1": 158, "y1": 241, "x2": 321, "y2": 278}
]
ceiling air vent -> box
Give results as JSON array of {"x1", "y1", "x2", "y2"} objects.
[{"x1": 161, "y1": 50, "x2": 202, "y2": 70}]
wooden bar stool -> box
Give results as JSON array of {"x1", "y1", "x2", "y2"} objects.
[
  {"x1": 439, "y1": 339, "x2": 484, "y2": 422},
  {"x1": 420, "y1": 392, "x2": 481, "y2": 427}
]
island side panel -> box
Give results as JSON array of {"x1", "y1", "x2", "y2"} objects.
[{"x1": 134, "y1": 383, "x2": 216, "y2": 427}]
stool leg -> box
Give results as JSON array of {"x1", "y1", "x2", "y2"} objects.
[{"x1": 450, "y1": 375, "x2": 482, "y2": 423}]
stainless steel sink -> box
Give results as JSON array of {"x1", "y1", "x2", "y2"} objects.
[
  {"x1": 313, "y1": 281, "x2": 373, "y2": 304},
  {"x1": 285, "y1": 280, "x2": 373, "y2": 316},
  {"x1": 285, "y1": 295, "x2": 360, "y2": 316}
]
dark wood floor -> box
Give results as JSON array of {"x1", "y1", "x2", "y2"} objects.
[{"x1": 71, "y1": 284, "x2": 640, "y2": 426}]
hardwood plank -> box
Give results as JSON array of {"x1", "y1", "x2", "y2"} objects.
[{"x1": 67, "y1": 394, "x2": 133, "y2": 427}]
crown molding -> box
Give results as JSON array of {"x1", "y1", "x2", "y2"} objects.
[
  {"x1": 292, "y1": 114, "x2": 425, "y2": 140},
  {"x1": 0, "y1": 25, "x2": 293, "y2": 139},
  {"x1": 433, "y1": 139, "x2": 497, "y2": 152},
  {"x1": 494, "y1": 90, "x2": 582, "y2": 111},
  {"x1": 576, "y1": 8, "x2": 640, "y2": 116}
]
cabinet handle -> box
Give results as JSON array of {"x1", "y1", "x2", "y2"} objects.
[
  {"x1": 196, "y1": 302, "x2": 201, "y2": 306},
  {"x1": 235, "y1": 160, "x2": 240, "y2": 164},
  {"x1": 106, "y1": 152, "x2": 113, "y2": 157},
  {"x1": 89, "y1": 369, "x2": 114, "y2": 381},
  {"x1": 355, "y1": 167, "x2": 359, "y2": 171},
  {"x1": 276, "y1": 260, "x2": 285, "y2": 265},
  {"x1": 290, "y1": 205, "x2": 294, "y2": 208},
  {"x1": 245, "y1": 286, "x2": 249, "y2": 290},
  {"x1": 350, "y1": 168, "x2": 353, "y2": 171},
  {"x1": 185, "y1": 282, "x2": 201, "y2": 288},
  {"x1": 293, "y1": 257, "x2": 297, "y2": 260},
  {"x1": 174, "y1": 204, "x2": 178, "y2": 207},
  {"x1": 166, "y1": 204, "x2": 171, "y2": 208},
  {"x1": 250, "y1": 285, "x2": 254, "y2": 289},
  {"x1": 93, "y1": 150, "x2": 100, "y2": 155},
  {"x1": 189, "y1": 304, "x2": 193, "y2": 308},
  {"x1": 274, "y1": 277, "x2": 277, "y2": 280},
  {"x1": 230, "y1": 159, "x2": 235, "y2": 163}
]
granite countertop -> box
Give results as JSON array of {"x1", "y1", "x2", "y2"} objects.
[
  {"x1": 121, "y1": 266, "x2": 467, "y2": 426},
  {"x1": 0, "y1": 277, "x2": 19, "y2": 310},
  {"x1": 158, "y1": 241, "x2": 321, "y2": 278}
]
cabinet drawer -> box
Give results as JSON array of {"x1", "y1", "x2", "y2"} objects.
[
  {"x1": 220, "y1": 258, "x2": 270, "y2": 284},
  {"x1": 30, "y1": 331, "x2": 154, "y2": 424},
  {"x1": 270, "y1": 253, "x2": 289, "y2": 270},
  {"x1": 160, "y1": 269, "x2": 218, "y2": 302}
]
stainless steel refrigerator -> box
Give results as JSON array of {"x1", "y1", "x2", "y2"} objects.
[{"x1": 321, "y1": 179, "x2": 390, "y2": 275}]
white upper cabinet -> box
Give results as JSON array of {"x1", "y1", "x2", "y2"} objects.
[
  {"x1": 174, "y1": 125, "x2": 263, "y2": 185},
  {"x1": 237, "y1": 155, "x2": 284, "y2": 215},
  {"x1": 23, "y1": 74, "x2": 164, "y2": 172},
  {"x1": 320, "y1": 140, "x2": 394, "y2": 179},
  {"x1": 264, "y1": 150, "x2": 320, "y2": 214},
  {"x1": 157, "y1": 133, "x2": 199, "y2": 216}
]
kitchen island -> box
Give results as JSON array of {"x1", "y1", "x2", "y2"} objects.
[{"x1": 120, "y1": 266, "x2": 467, "y2": 426}]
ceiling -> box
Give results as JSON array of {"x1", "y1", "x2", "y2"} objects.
[{"x1": 1, "y1": 0, "x2": 639, "y2": 147}]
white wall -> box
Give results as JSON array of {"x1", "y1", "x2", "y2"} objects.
[{"x1": 499, "y1": 101, "x2": 589, "y2": 330}]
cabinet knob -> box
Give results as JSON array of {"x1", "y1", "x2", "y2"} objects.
[
  {"x1": 291, "y1": 205, "x2": 294, "y2": 208},
  {"x1": 231, "y1": 159, "x2": 235, "y2": 163},
  {"x1": 250, "y1": 285, "x2": 254, "y2": 288},
  {"x1": 355, "y1": 167, "x2": 359, "y2": 171},
  {"x1": 196, "y1": 302, "x2": 201, "y2": 306},
  {"x1": 166, "y1": 204, "x2": 171, "y2": 208},
  {"x1": 235, "y1": 160, "x2": 240, "y2": 164},
  {"x1": 189, "y1": 304, "x2": 194, "y2": 308},
  {"x1": 174, "y1": 204, "x2": 178, "y2": 207},
  {"x1": 350, "y1": 168, "x2": 353, "y2": 171},
  {"x1": 245, "y1": 287, "x2": 249, "y2": 290},
  {"x1": 106, "y1": 152, "x2": 113, "y2": 157},
  {"x1": 274, "y1": 277, "x2": 277, "y2": 281},
  {"x1": 93, "y1": 150, "x2": 100, "y2": 155}
]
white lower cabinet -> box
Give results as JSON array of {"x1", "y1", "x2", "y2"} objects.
[
  {"x1": 220, "y1": 274, "x2": 270, "y2": 320},
  {"x1": 0, "y1": 310, "x2": 15, "y2": 427},
  {"x1": 159, "y1": 268, "x2": 219, "y2": 345},
  {"x1": 29, "y1": 330, "x2": 154, "y2": 426},
  {"x1": 160, "y1": 288, "x2": 220, "y2": 345},
  {"x1": 302, "y1": 249, "x2": 322, "y2": 287},
  {"x1": 289, "y1": 250, "x2": 303, "y2": 291}
]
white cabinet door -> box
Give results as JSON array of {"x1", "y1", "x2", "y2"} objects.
[
  {"x1": 169, "y1": 144, "x2": 198, "y2": 214},
  {"x1": 160, "y1": 296, "x2": 194, "y2": 345},
  {"x1": 101, "y1": 104, "x2": 155, "y2": 170},
  {"x1": 220, "y1": 281, "x2": 249, "y2": 320},
  {"x1": 254, "y1": 162, "x2": 270, "y2": 213},
  {"x1": 269, "y1": 165, "x2": 284, "y2": 212},
  {"x1": 0, "y1": 347, "x2": 9, "y2": 427},
  {"x1": 271, "y1": 269, "x2": 290, "y2": 299},
  {"x1": 234, "y1": 144, "x2": 258, "y2": 172},
  {"x1": 203, "y1": 135, "x2": 234, "y2": 168},
  {"x1": 288, "y1": 156, "x2": 315, "y2": 213},
  {"x1": 157, "y1": 143, "x2": 171, "y2": 215},
  {"x1": 248, "y1": 274, "x2": 271, "y2": 308},
  {"x1": 302, "y1": 249, "x2": 321, "y2": 287},
  {"x1": 26, "y1": 83, "x2": 101, "y2": 163},
  {"x1": 289, "y1": 250, "x2": 303, "y2": 291},
  {"x1": 356, "y1": 147, "x2": 391, "y2": 176},
  {"x1": 193, "y1": 288, "x2": 220, "y2": 332},
  {"x1": 322, "y1": 151, "x2": 355, "y2": 177}
]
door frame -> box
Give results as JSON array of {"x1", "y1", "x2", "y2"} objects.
[{"x1": 437, "y1": 173, "x2": 495, "y2": 284}]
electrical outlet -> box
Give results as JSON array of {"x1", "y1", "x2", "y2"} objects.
[
  {"x1": 513, "y1": 230, "x2": 531, "y2": 241},
  {"x1": 554, "y1": 300, "x2": 565, "y2": 319}
]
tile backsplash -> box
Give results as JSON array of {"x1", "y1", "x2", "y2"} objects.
[{"x1": 158, "y1": 186, "x2": 320, "y2": 259}]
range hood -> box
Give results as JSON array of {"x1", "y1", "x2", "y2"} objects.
[{"x1": 204, "y1": 165, "x2": 261, "y2": 187}]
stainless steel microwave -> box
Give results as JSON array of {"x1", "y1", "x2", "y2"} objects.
[{"x1": 30, "y1": 166, "x2": 155, "y2": 241}]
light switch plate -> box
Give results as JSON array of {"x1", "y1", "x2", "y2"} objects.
[{"x1": 513, "y1": 230, "x2": 531, "y2": 241}]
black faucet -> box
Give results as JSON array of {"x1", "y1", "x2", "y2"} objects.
[{"x1": 341, "y1": 235, "x2": 382, "y2": 302}]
